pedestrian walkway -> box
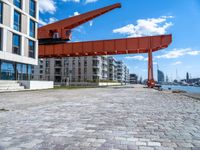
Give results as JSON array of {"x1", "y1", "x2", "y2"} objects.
[{"x1": 0, "y1": 85, "x2": 200, "y2": 150}]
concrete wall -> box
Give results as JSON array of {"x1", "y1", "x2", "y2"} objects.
[
  {"x1": 20, "y1": 81, "x2": 54, "y2": 90},
  {"x1": 64, "y1": 82, "x2": 121, "y2": 87},
  {"x1": 99, "y1": 82, "x2": 121, "y2": 86}
]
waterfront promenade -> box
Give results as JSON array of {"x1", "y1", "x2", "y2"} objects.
[{"x1": 0, "y1": 85, "x2": 200, "y2": 150}]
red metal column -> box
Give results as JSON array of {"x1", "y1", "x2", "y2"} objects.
[{"x1": 147, "y1": 49, "x2": 155, "y2": 88}]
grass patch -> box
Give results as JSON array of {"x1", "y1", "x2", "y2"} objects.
[
  {"x1": 172, "y1": 90, "x2": 187, "y2": 93},
  {"x1": 54, "y1": 86, "x2": 97, "y2": 90}
]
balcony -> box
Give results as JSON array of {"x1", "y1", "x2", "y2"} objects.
[
  {"x1": 55, "y1": 71, "x2": 62, "y2": 75},
  {"x1": 54, "y1": 64, "x2": 62, "y2": 68},
  {"x1": 93, "y1": 71, "x2": 100, "y2": 75},
  {"x1": 54, "y1": 60, "x2": 62, "y2": 67},
  {"x1": 93, "y1": 56, "x2": 101, "y2": 61}
]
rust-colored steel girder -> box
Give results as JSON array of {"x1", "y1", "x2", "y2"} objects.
[
  {"x1": 39, "y1": 34, "x2": 172, "y2": 58},
  {"x1": 38, "y1": 3, "x2": 121, "y2": 44}
]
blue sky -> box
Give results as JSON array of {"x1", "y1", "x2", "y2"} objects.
[{"x1": 39, "y1": 0, "x2": 200, "y2": 81}]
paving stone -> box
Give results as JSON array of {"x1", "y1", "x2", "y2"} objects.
[
  {"x1": 155, "y1": 147, "x2": 175, "y2": 150},
  {"x1": 136, "y1": 142, "x2": 147, "y2": 146},
  {"x1": 148, "y1": 142, "x2": 161, "y2": 147},
  {"x1": 139, "y1": 146, "x2": 154, "y2": 150},
  {"x1": 0, "y1": 85, "x2": 200, "y2": 149},
  {"x1": 177, "y1": 142, "x2": 193, "y2": 148}
]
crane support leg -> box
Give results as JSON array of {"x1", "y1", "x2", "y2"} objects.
[{"x1": 147, "y1": 49, "x2": 155, "y2": 88}]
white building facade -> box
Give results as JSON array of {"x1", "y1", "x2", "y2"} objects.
[
  {"x1": 108, "y1": 56, "x2": 117, "y2": 81},
  {"x1": 116, "y1": 60, "x2": 130, "y2": 83},
  {"x1": 33, "y1": 56, "x2": 109, "y2": 85},
  {"x1": 0, "y1": 0, "x2": 38, "y2": 80},
  {"x1": 33, "y1": 56, "x2": 130, "y2": 85}
]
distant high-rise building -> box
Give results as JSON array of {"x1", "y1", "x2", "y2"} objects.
[
  {"x1": 166, "y1": 75, "x2": 169, "y2": 83},
  {"x1": 157, "y1": 69, "x2": 165, "y2": 84},
  {"x1": 130, "y1": 74, "x2": 138, "y2": 84},
  {"x1": 186, "y1": 72, "x2": 189, "y2": 83}
]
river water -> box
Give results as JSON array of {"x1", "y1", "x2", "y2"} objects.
[{"x1": 162, "y1": 85, "x2": 200, "y2": 94}]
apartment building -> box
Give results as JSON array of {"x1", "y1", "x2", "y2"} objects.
[
  {"x1": 116, "y1": 61, "x2": 124, "y2": 83},
  {"x1": 108, "y1": 56, "x2": 117, "y2": 81},
  {"x1": 130, "y1": 73, "x2": 138, "y2": 84},
  {"x1": 33, "y1": 56, "x2": 130, "y2": 85},
  {"x1": 124, "y1": 65, "x2": 130, "y2": 83},
  {"x1": 0, "y1": 0, "x2": 38, "y2": 80},
  {"x1": 33, "y1": 56, "x2": 109, "y2": 85},
  {"x1": 116, "y1": 60, "x2": 130, "y2": 83}
]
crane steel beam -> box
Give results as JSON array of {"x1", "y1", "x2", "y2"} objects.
[
  {"x1": 38, "y1": 3, "x2": 121, "y2": 44},
  {"x1": 39, "y1": 34, "x2": 172, "y2": 88},
  {"x1": 39, "y1": 34, "x2": 172, "y2": 58}
]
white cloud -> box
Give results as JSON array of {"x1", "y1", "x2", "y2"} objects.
[
  {"x1": 156, "y1": 48, "x2": 200, "y2": 59},
  {"x1": 89, "y1": 21, "x2": 93, "y2": 27},
  {"x1": 142, "y1": 69, "x2": 147, "y2": 72},
  {"x1": 62, "y1": 0, "x2": 98, "y2": 4},
  {"x1": 85, "y1": 0, "x2": 99, "y2": 4},
  {"x1": 153, "y1": 62, "x2": 158, "y2": 65},
  {"x1": 62, "y1": 0, "x2": 80, "y2": 2},
  {"x1": 73, "y1": 11, "x2": 80, "y2": 16},
  {"x1": 39, "y1": 0, "x2": 56, "y2": 14},
  {"x1": 125, "y1": 55, "x2": 149, "y2": 61},
  {"x1": 134, "y1": 66, "x2": 139, "y2": 69},
  {"x1": 48, "y1": 17, "x2": 58, "y2": 24},
  {"x1": 39, "y1": 17, "x2": 58, "y2": 26},
  {"x1": 113, "y1": 16, "x2": 173, "y2": 37},
  {"x1": 171, "y1": 61, "x2": 182, "y2": 66},
  {"x1": 39, "y1": 18, "x2": 47, "y2": 26},
  {"x1": 69, "y1": 11, "x2": 80, "y2": 17},
  {"x1": 125, "y1": 55, "x2": 146, "y2": 61},
  {"x1": 187, "y1": 51, "x2": 200, "y2": 56}
]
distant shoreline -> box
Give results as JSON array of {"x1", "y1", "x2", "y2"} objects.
[{"x1": 161, "y1": 85, "x2": 200, "y2": 94}]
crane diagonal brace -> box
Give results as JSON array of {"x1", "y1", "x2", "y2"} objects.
[
  {"x1": 39, "y1": 34, "x2": 172, "y2": 58},
  {"x1": 38, "y1": 3, "x2": 121, "y2": 44}
]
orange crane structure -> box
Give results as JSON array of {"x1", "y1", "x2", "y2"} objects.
[{"x1": 38, "y1": 3, "x2": 172, "y2": 88}]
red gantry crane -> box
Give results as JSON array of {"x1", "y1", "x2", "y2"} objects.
[{"x1": 38, "y1": 3, "x2": 172, "y2": 88}]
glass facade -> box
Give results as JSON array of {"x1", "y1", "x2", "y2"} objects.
[
  {"x1": 0, "y1": 0, "x2": 37, "y2": 81},
  {"x1": 13, "y1": 34, "x2": 21, "y2": 55},
  {"x1": 14, "y1": 0, "x2": 22, "y2": 9},
  {"x1": 0, "y1": 60, "x2": 33, "y2": 80},
  {"x1": 29, "y1": 40, "x2": 35, "y2": 58},
  {"x1": 29, "y1": 19, "x2": 35, "y2": 37},
  {"x1": 14, "y1": 10, "x2": 21, "y2": 31},
  {"x1": 0, "y1": 2, "x2": 3, "y2": 24},
  {"x1": 29, "y1": 0, "x2": 36, "y2": 17}
]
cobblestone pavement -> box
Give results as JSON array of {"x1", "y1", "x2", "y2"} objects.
[{"x1": 1, "y1": 85, "x2": 200, "y2": 150}]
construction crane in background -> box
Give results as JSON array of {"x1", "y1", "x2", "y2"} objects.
[{"x1": 38, "y1": 3, "x2": 172, "y2": 88}]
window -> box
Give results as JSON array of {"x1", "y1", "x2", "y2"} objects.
[
  {"x1": 29, "y1": 0, "x2": 36, "y2": 17},
  {"x1": 29, "y1": 19, "x2": 35, "y2": 37},
  {"x1": 46, "y1": 61, "x2": 50, "y2": 67},
  {"x1": 14, "y1": 10, "x2": 21, "y2": 31},
  {"x1": 29, "y1": 40, "x2": 35, "y2": 58},
  {"x1": 0, "y1": 61, "x2": 16, "y2": 80},
  {"x1": 0, "y1": 2, "x2": 3, "y2": 24},
  {"x1": 14, "y1": 0, "x2": 21, "y2": 9},
  {"x1": 45, "y1": 68, "x2": 50, "y2": 74},
  {"x1": 13, "y1": 34, "x2": 21, "y2": 55}
]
